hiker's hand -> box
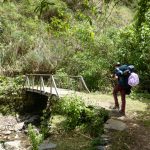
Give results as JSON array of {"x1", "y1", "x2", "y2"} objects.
[
  {"x1": 110, "y1": 74, "x2": 114, "y2": 78},
  {"x1": 114, "y1": 75, "x2": 118, "y2": 80}
]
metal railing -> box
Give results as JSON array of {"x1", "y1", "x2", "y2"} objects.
[{"x1": 24, "y1": 74, "x2": 90, "y2": 97}]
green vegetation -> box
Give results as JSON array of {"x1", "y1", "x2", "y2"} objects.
[
  {"x1": 1, "y1": 0, "x2": 149, "y2": 92},
  {"x1": 0, "y1": 75, "x2": 24, "y2": 114},
  {"x1": 110, "y1": 130, "x2": 134, "y2": 150},
  {"x1": 26, "y1": 95, "x2": 109, "y2": 149},
  {"x1": 0, "y1": 0, "x2": 150, "y2": 149},
  {"x1": 40, "y1": 109, "x2": 52, "y2": 138},
  {"x1": 114, "y1": 0, "x2": 150, "y2": 92},
  {"x1": 53, "y1": 96, "x2": 109, "y2": 136},
  {"x1": 28, "y1": 124, "x2": 44, "y2": 150}
]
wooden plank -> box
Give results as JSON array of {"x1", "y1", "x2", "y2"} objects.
[{"x1": 25, "y1": 87, "x2": 76, "y2": 97}]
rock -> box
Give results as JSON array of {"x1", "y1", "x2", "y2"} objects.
[
  {"x1": 9, "y1": 127, "x2": 15, "y2": 131},
  {"x1": 0, "y1": 143, "x2": 5, "y2": 150},
  {"x1": 0, "y1": 116, "x2": 17, "y2": 127},
  {"x1": 101, "y1": 134, "x2": 110, "y2": 139},
  {"x1": 24, "y1": 129, "x2": 28, "y2": 134},
  {"x1": 0, "y1": 115, "x2": 17, "y2": 132},
  {"x1": 4, "y1": 140, "x2": 21, "y2": 150},
  {"x1": 117, "y1": 116, "x2": 127, "y2": 121},
  {"x1": 0, "y1": 125, "x2": 5, "y2": 131},
  {"x1": 15, "y1": 134, "x2": 19, "y2": 139},
  {"x1": 39, "y1": 142, "x2": 57, "y2": 150},
  {"x1": 16, "y1": 114, "x2": 20, "y2": 122},
  {"x1": 2, "y1": 131, "x2": 11, "y2": 135},
  {"x1": 97, "y1": 145, "x2": 106, "y2": 150},
  {"x1": 15, "y1": 122, "x2": 24, "y2": 131},
  {"x1": 26, "y1": 146, "x2": 32, "y2": 150},
  {"x1": 97, "y1": 145, "x2": 111, "y2": 150},
  {"x1": 24, "y1": 115, "x2": 39, "y2": 124},
  {"x1": 104, "y1": 128, "x2": 109, "y2": 133},
  {"x1": 100, "y1": 138, "x2": 110, "y2": 146},
  {"x1": 104, "y1": 119, "x2": 127, "y2": 131},
  {"x1": 132, "y1": 123, "x2": 139, "y2": 128}
]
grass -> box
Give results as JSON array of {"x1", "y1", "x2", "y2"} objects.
[
  {"x1": 142, "y1": 120, "x2": 150, "y2": 127},
  {"x1": 49, "y1": 115, "x2": 94, "y2": 150},
  {"x1": 48, "y1": 92, "x2": 150, "y2": 150},
  {"x1": 78, "y1": 92, "x2": 149, "y2": 115},
  {"x1": 51, "y1": 132, "x2": 92, "y2": 150},
  {"x1": 110, "y1": 130, "x2": 135, "y2": 150}
]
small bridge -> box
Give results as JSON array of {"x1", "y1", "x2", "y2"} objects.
[{"x1": 24, "y1": 74, "x2": 90, "y2": 98}]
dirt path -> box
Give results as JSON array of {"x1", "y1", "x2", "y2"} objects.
[
  {"x1": 80, "y1": 93, "x2": 150, "y2": 150},
  {"x1": 108, "y1": 116, "x2": 150, "y2": 150}
]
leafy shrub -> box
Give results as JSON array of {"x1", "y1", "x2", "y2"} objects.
[
  {"x1": 0, "y1": 75, "x2": 24, "y2": 98},
  {"x1": 28, "y1": 110, "x2": 52, "y2": 149},
  {"x1": 40, "y1": 109, "x2": 52, "y2": 139},
  {"x1": 28, "y1": 124, "x2": 43, "y2": 150},
  {"x1": 49, "y1": 17, "x2": 70, "y2": 31},
  {"x1": 84, "y1": 108, "x2": 109, "y2": 137},
  {"x1": 1, "y1": 0, "x2": 145, "y2": 93},
  {"x1": 113, "y1": 1, "x2": 150, "y2": 92},
  {"x1": 53, "y1": 96, "x2": 109, "y2": 137},
  {"x1": 0, "y1": 76, "x2": 24, "y2": 114},
  {"x1": 22, "y1": 41, "x2": 57, "y2": 73},
  {"x1": 55, "y1": 96, "x2": 86, "y2": 130},
  {"x1": 35, "y1": 0, "x2": 69, "y2": 22}
]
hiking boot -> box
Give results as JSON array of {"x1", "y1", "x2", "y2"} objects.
[
  {"x1": 119, "y1": 110, "x2": 125, "y2": 116},
  {"x1": 110, "y1": 105, "x2": 119, "y2": 110}
]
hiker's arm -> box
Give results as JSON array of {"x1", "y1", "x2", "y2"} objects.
[
  {"x1": 115, "y1": 68, "x2": 123, "y2": 76},
  {"x1": 111, "y1": 74, "x2": 118, "y2": 80}
]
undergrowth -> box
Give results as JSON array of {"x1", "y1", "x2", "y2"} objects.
[{"x1": 52, "y1": 95, "x2": 109, "y2": 137}]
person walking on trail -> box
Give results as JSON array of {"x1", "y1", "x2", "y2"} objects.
[{"x1": 111, "y1": 63, "x2": 134, "y2": 116}]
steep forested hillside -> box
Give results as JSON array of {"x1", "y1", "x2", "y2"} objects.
[{"x1": 0, "y1": 0, "x2": 150, "y2": 91}]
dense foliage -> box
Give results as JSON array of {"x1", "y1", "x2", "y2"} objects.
[
  {"x1": 114, "y1": 0, "x2": 150, "y2": 92},
  {"x1": 0, "y1": 75, "x2": 24, "y2": 114},
  {"x1": 53, "y1": 96, "x2": 109, "y2": 137},
  {"x1": 0, "y1": 0, "x2": 149, "y2": 92}
]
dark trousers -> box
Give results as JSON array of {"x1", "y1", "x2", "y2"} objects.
[{"x1": 113, "y1": 84, "x2": 126, "y2": 113}]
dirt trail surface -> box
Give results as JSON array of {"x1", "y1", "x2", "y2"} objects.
[
  {"x1": 78, "y1": 93, "x2": 148, "y2": 116},
  {"x1": 80, "y1": 93, "x2": 150, "y2": 150}
]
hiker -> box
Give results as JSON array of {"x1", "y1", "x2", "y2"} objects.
[{"x1": 112, "y1": 63, "x2": 134, "y2": 116}]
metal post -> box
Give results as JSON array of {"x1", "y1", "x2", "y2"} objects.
[
  {"x1": 32, "y1": 76, "x2": 35, "y2": 90},
  {"x1": 40, "y1": 76, "x2": 45, "y2": 92},
  {"x1": 41, "y1": 76, "x2": 45, "y2": 92},
  {"x1": 80, "y1": 76, "x2": 90, "y2": 93},
  {"x1": 26, "y1": 76, "x2": 30, "y2": 89},
  {"x1": 51, "y1": 75, "x2": 59, "y2": 97},
  {"x1": 50, "y1": 75, "x2": 52, "y2": 94}
]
